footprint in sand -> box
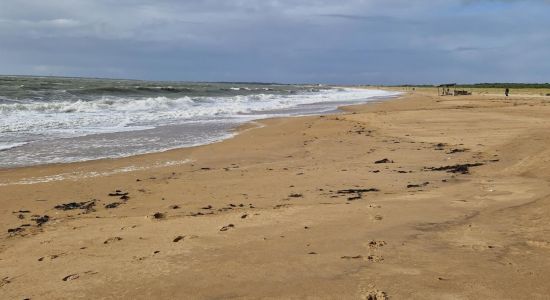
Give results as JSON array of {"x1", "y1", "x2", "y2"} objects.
[
  {"x1": 220, "y1": 224, "x2": 235, "y2": 232},
  {"x1": 341, "y1": 255, "x2": 363, "y2": 260},
  {"x1": 134, "y1": 256, "x2": 148, "y2": 261},
  {"x1": 103, "y1": 237, "x2": 123, "y2": 244},
  {"x1": 173, "y1": 235, "x2": 185, "y2": 243},
  {"x1": 367, "y1": 240, "x2": 387, "y2": 249},
  {"x1": 62, "y1": 274, "x2": 79, "y2": 281},
  {"x1": 371, "y1": 215, "x2": 383, "y2": 221},
  {"x1": 365, "y1": 255, "x2": 384, "y2": 262},
  {"x1": 359, "y1": 287, "x2": 388, "y2": 300},
  {"x1": 342, "y1": 241, "x2": 387, "y2": 262},
  {"x1": 38, "y1": 253, "x2": 66, "y2": 261},
  {"x1": 0, "y1": 277, "x2": 11, "y2": 287},
  {"x1": 62, "y1": 271, "x2": 97, "y2": 282}
]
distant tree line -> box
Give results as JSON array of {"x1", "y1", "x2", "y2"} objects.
[
  {"x1": 394, "y1": 83, "x2": 550, "y2": 89},
  {"x1": 456, "y1": 83, "x2": 550, "y2": 89}
]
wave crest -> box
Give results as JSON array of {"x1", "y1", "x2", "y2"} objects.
[{"x1": 0, "y1": 88, "x2": 399, "y2": 142}]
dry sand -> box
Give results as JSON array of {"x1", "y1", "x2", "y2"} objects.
[{"x1": 2, "y1": 90, "x2": 550, "y2": 299}]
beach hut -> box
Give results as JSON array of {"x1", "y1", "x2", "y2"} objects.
[
  {"x1": 437, "y1": 83, "x2": 456, "y2": 96},
  {"x1": 436, "y1": 84, "x2": 472, "y2": 96}
]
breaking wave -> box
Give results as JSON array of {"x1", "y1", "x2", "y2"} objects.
[{"x1": 0, "y1": 88, "x2": 397, "y2": 136}]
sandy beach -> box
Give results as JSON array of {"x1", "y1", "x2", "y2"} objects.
[{"x1": 2, "y1": 89, "x2": 550, "y2": 299}]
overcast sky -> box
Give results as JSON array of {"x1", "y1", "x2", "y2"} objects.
[{"x1": 0, "y1": 0, "x2": 549, "y2": 84}]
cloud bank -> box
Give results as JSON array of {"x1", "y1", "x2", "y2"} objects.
[{"x1": 0, "y1": 0, "x2": 548, "y2": 84}]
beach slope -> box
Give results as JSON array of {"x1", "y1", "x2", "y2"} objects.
[{"x1": 2, "y1": 90, "x2": 550, "y2": 299}]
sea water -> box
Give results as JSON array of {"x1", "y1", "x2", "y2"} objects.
[{"x1": 0, "y1": 76, "x2": 399, "y2": 168}]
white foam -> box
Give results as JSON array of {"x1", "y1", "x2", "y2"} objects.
[
  {"x1": 0, "y1": 159, "x2": 193, "y2": 186},
  {"x1": 0, "y1": 88, "x2": 399, "y2": 141},
  {"x1": 0, "y1": 88, "x2": 401, "y2": 168},
  {"x1": 0, "y1": 142, "x2": 28, "y2": 151}
]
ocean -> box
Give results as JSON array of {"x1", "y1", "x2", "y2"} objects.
[{"x1": 0, "y1": 76, "x2": 398, "y2": 168}]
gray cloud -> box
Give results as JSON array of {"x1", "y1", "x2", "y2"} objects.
[{"x1": 0, "y1": 0, "x2": 549, "y2": 84}]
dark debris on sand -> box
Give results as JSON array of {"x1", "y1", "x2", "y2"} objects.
[
  {"x1": 105, "y1": 202, "x2": 122, "y2": 209},
  {"x1": 341, "y1": 255, "x2": 363, "y2": 259},
  {"x1": 407, "y1": 182, "x2": 429, "y2": 188},
  {"x1": 338, "y1": 188, "x2": 379, "y2": 194},
  {"x1": 434, "y1": 143, "x2": 446, "y2": 150},
  {"x1": 54, "y1": 200, "x2": 96, "y2": 213},
  {"x1": 189, "y1": 212, "x2": 206, "y2": 217},
  {"x1": 448, "y1": 148, "x2": 469, "y2": 154},
  {"x1": 374, "y1": 158, "x2": 393, "y2": 164},
  {"x1": 108, "y1": 190, "x2": 129, "y2": 197},
  {"x1": 337, "y1": 188, "x2": 379, "y2": 201},
  {"x1": 8, "y1": 215, "x2": 51, "y2": 234},
  {"x1": 108, "y1": 190, "x2": 131, "y2": 201},
  {"x1": 7, "y1": 227, "x2": 25, "y2": 235},
  {"x1": 152, "y1": 212, "x2": 166, "y2": 220},
  {"x1": 32, "y1": 215, "x2": 50, "y2": 226},
  {"x1": 426, "y1": 163, "x2": 484, "y2": 174}
]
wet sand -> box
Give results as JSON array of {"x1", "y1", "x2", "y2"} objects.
[{"x1": 2, "y1": 90, "x2": 550, "y2": 299}]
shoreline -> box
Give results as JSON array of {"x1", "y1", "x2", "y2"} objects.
[
  {"x1": 0, "y1": 89, "x2": 399, "y2": 171},
  {"x1": 0, "y1": 92, "x2": 400, "y2": 183},
  {"x1": 0, "y1": 86, "x2": 398, "y2": 170},
  {"x1": 2, "y1": 89, "x2": 550, "y2": 299}
]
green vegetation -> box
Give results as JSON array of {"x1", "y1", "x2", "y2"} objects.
[
  {"x1": 392, "y1": 83, "x2": 550, "y2": 89},
  {"x1": 457, "y1": 83, "x2": 550, "y2": 89}
]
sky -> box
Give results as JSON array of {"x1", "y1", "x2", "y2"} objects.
[{"x1": 0, "y1": 0, "x2": 549, "y2": 84}]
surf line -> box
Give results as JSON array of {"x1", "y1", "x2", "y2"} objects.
[{"x1": 0, "y1": 159, "x2": 194, "y2": 186}]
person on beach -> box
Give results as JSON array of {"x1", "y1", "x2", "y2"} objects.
[{"x1": 505, "y1": 88, "x2": 509, "y2": 97}]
